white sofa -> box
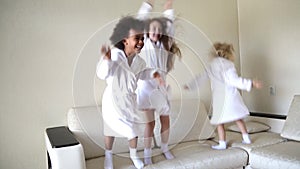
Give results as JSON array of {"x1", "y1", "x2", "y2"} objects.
[{"x1": 45, "y1": 96, "x2": 300, "y2": 169}]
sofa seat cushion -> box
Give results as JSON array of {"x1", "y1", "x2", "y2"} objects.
[
  {"x1": 213, "y1": 131, "x2": 285, "y2": 154},
  {"x1": 86, "y1": 140, "x2": 247, "y2": 169},
  {"x1": 148, "y1": 141, "x2": 247, "y2": 169},
  {"x1": 249, "y1": 141, "x2": 300, "y2": 169}
]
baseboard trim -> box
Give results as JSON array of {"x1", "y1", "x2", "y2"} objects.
[{"x1": 250, "y1": 112, "x2": 286, "y2": 120}]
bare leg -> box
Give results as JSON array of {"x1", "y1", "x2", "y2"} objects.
[
  {"x1": 235, "y1": 119, "x2": 247, "y2": 134},
  {"x1": 105, "y1": 136, "x2": 115, "y2": 150},
  {"x1": 160, "y1": 115, "x2": 174, "y2": 159},
  {"x1": 160, "y1": 115, "x2": 170, "y2": 143},
  {"x1": 235, "y1": 119, "x2": 251, "y2": 144},
  {"x1": 144, "y1": 109, "x2": 155, "y2": 165},
  {"x1": 104, "y1": 136, "x2": 114, "y2": 169},
  {"x1": 212, "y1": 124, "x2": 227, "y2": 150},
  {"x1": 217, "y1": 124, "x2": 226, "y2": 141},
  {"x1": 144, "y1": 109, "x2": 155, "y2": 149}
]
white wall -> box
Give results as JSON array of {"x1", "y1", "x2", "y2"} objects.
[
  {"x1": 0, "y1": 0, "x2": 239, "y2": 168},
  {"x1": 238, "y1": 0, "x2": 300, "y2": 115}
]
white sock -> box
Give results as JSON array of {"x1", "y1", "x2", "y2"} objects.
[
  {"x1": 161, "y1": 142, "x2": 174, "y2": 160},
  {"x1": 144, "y1": 148, "x2": 153, "y2": 165},
  {"x1": 129, "y1": 148, "x2": 144, "y2": 169},
  {"x1": 212, "y1": 140, "x2": 227, "y2": 150},
  {"x1": 242, "y1": 133, "x2": 251, "y2": 144},
  {"x1": 104, "y1": 150, "x2": 113, "y2": 169}
]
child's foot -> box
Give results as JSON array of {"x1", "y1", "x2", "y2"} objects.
[
  {"x1": 104, "y1": 150, "x2": 113, "y2": 169},
  {"x1": 130, "y1": 157, "x2": 144, "y2": 169},
  {"x1": 160, "y1": 142, "x2": 174, "y2": 160},
  {"x1": 163, "y1": 151, "x2": 174, "y2": 160},
  {"x1": 130, "y1": 148, "x2": 144, "y2": 169},
  {"x1": 242, "y1": 133, "x2": 251, "y2": 144},
  {"x1": 212, "y1": 141, "x2": 227, "y2": 150},
  {"x1": 144, "y1": 148, "x2": 153, "y2": 165}
]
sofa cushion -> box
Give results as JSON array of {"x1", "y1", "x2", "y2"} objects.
[
  {"x1": 213, "y1": 131, "x2": 285, "y2": 154},
  {"x1": 86, "y1": 140, "x2": 247, "y2": 169},
  {"x1": 249, "y1": 141, "x2": 300, "y2": 169},
  {"x1": 281, "y1": 95, "x2": 300, "y2": 141},
  {"x1": 227, "y1": 121, "x2": 270, "y2": 134},
  {"x1": 155, "y1": 99, "x2": 215, "y2": 146},
  {"x1": 68, "y1": 106, "x2": 150, "y2": 159}
]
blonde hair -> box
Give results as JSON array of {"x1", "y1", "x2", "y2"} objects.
[{"x1": 213, "y1": 42, "x2": 235, "y2": 61}]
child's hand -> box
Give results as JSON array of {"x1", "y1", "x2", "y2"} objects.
[
  {"x1": 252, "y1": 79, "x2": 263, "y2": 89},
  {"x1": 101, "y1": 45, "x2": 111, "y2": 60},
  {"x1": 164, "y1": 0, "x2": 173, "y2": 10},
  {"x1": 153, "y1": 72, "x2": 165, "y2": 86}
]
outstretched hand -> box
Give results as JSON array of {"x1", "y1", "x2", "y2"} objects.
[
  {"x1": 252, "y1": 79, "x2": 263, "y2": 89},
  {"x1": 164, "y1": 0, "x2": 173, "y2": 10},
  {"x1": 101, "y1": 45, "x2": 111, "y2": 60}
]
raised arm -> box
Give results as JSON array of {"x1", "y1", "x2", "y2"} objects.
[
  {"x1": 184, "y1": 72, "x2": 209, "y2": 91},
  {"x1": 163, "y1": 0, "x2": 175, "y2": 21},
  {"x1": 96, "y1": 45, "x2": 116, "y2": 80},
  {"x1": 137, "y1": 0, "x2": 154, "y2": 20}
]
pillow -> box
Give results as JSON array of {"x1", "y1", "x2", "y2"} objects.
[
  {"x1": 281, "y1": 95, "x2": 300, "y2": 141},
  {"x1": 227, "y1": 121, "x2": 270, "y2": 134}
]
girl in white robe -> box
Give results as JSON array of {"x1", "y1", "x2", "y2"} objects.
[
  {"x1": 136, "y1": 0, "x2": 182, "y2": 164},
  {"x1": 184, "y1": 42, "x2": 262, "y2": 150},
  {"x1": 97, "y1": 16, "x2": 159, "y2": 169}
]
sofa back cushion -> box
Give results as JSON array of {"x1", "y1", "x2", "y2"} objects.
[
  {"x1": 154, "y1": 98, "x2": 215, "y2": 146},
  {"x1": 281, "y1": 95, "x2": 300, "y2": 141},
  {"x1": 67, "y1": 106, "x2": 148, "y2": 159}
]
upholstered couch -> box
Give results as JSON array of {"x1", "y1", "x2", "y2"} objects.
[{"x1": 45, "y1": 95, "x2": 300, "y2": 169}]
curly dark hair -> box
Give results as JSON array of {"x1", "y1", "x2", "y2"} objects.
[{"x1": 110, "y1": 16, "x2": 145, "y2": 50}]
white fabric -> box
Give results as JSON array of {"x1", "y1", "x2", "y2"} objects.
[
  {"x1": 96, "y1": 48, "x2": 147, "y2": 139},
  {"x1": 136, "y1": 2, "x2": 174, "y2": 114},
  {"x1": 187, "y1": 57, "x2": 252, "y2": 125},
  {"x1": 250, "y1": 141, "x2": 300, "y2": 169},
  {"x1": 281, "y1": 95, "x2": 300, "y2": 141}
]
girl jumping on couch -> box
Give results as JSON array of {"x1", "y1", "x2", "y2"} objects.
[
  {"x1": 135, "y1": 0, "x2": 182, "y2": 164},
  {"x1": 184, "y1": 42, "x2": 262, "y2": 150},
  {"x1": 97, "y1": 16, "x2": 163, "y2": 169}
]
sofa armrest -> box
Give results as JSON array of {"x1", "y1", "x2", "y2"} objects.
[{"x1": 45, "y1": 126, "x2": 86, "y2": 169}]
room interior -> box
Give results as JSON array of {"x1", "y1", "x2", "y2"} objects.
[{"x1": 0, "y1": 0, "x2": 300, "y2": 168}]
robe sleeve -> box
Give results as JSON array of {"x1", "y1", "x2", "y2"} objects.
[
  {"x1": 224, "y1": 67, "x2": 252, "y2": 92},
  {"x1": 137, "y1": 2, "x2": 153, "y2": 20},
  {"x1": 96, "y1": 59, "x2": 116, "y2": 80}
]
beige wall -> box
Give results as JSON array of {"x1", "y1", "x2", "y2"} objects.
[
  {"x1": 238, "y1": 0, "x2": 300, "y2": 115},
  {"x1": 0, "y1": 0, "x2": 239, "y2": 168}
]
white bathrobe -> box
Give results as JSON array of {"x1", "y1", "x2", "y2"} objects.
[
  {"x1": 136, "y1": 2, "x2": 175, "y2": 114},
  {"x1": 186, "y1": 57, "x2": 252, "y2": 125},
  {"x1": 97, "y1": 48, "x2": 150, "y2": 139}
]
